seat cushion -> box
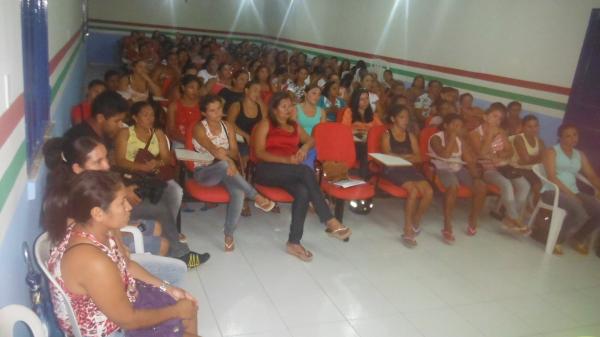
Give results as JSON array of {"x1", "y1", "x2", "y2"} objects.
[
  {"x1": 320, "y1": 177, "x2": 375, "y2": 200},
  {"x1": 377, "y1": 178, "x2": 421, "y2": 198},
  {"x1": 255, "y1": 184, "x2": 294, "y2": 203},
  {"x1": 185, "y1": 179, "x2": 230, "y2": 203}
]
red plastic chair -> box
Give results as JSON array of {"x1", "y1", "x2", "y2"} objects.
[
  {"x1": 314, "y1": 122, "x2": 375, "y2": 221},
  {"x1": 366, "y1": 125, "x2": 421, "y2": 198},
  {"x1": 182, "y1": 119, "x2": 231, "y2": 204},
  {"x1": 247, "y1": 127, "x2": 294, "y2": 203}
]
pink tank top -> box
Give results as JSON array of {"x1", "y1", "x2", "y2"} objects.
[{"x1": 48, "y1": 226, "x2": 137, "y2": 337}]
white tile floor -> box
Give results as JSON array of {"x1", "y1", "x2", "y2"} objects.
[{"x1": 177, "y1": 197, "x2": 600, "y2": 337}]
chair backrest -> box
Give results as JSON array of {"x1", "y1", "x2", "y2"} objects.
[
  {"x1": 418, "y1": 126, "x2": 439, "y2": 163},
  {"x1": 33, "y1": 233, "x2": 82, "y2": 337},
  {"x1": 366, "y1": 124, "x2": 389, "y2": 154},
  {"x1": 120, "y1": 225, "x2": 145, "y2": 254},
  {"x1": 0, "y1": 304, "x2": 47, "y2": 337},
  {"x1": 314, "y1": 122, "x2": 356, "y2": 167}
]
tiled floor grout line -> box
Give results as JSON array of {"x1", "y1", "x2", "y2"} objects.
[{"x1": 195, "y1": 264, "x2": 227, "y2": 337}]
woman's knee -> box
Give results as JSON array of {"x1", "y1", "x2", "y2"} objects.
[
  {"x1": 159, "y1": 238, "x2": 170, "y2": 256},
  {"x1": 418, "y1": 182, "x2": 433, "y2": 198}
]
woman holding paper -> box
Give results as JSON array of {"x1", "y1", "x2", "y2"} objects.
[
  {"x1": 428, "y1": 113, "x2": 487, "y2": 241},
  {"x1": 381, "y1": 105, "x2": 433, "y2": 247}
]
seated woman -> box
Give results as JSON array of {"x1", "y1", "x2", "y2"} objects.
[
  {"x1": 253, "y1": 92, "x2": 352, "y2": 261},
  {"x1": 510, "y1": 115, "x2": 545, "y2": 208},
  {"x1": 227, "y1": 81, "x2": 267, "y2": 160},
  {"x1": 429, "y1": 114, "x2": 487, "y2": 237},
  {"x1": 151, "y1": 52, "x2": 180, "y2": 98},
  {"x1": 71, "y1": 80, "x2": 106, "y2": 125},
  {"x1": 286, "y1": 66, "x2": 309, "y2": 103},
  {"x1": 340, "y1": 88, "x2": 383, "y2": 178},
  {"x1": 469, "y1": 103, "x2": 531, "y2": 234},
  {"x1": 192, "y1": 95, "x2": 274, "y2": 251},
  {"x1": 118, "y1": 60, "x2": 162, "y2": 103},
  {"x1": 114, "y1": 101, "x2": 182, "y2": 212},
  {"x1": 218, "y1": 70, "x2": 249, "y2": 113},
  {"x1": 293, "y1": 84, "x2": 326, "y2": 168},
  {"x1": 459, "y1": 93, "x2": 484, "y2": 131},
  {"x1": 44, "y1": 171, "x2": 199, "y2": 337},
  {"x1": 318, "y1": 80, "x2": 346, "y2": 122},
  {"x1": 542, "y1": 124, "x2": 600, "y2": 255},
  {"x1": 43, "y1": 136, "x2": 189, "y2": 284},
  {"x1": 166, "y1": 75, "x2": 202, "y2": 148},
  {"x1": 381, "y1": 105, "x2": 434, "y2": 246},
  {"x1": 254, "y1": 65, "x2": 274, "y2": 105}
]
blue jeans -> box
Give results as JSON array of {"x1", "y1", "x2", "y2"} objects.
[
  {"x1": 483, "y1": 169, "x2": 530, "y2": 220},
  {"x1": 131, "y1": 253, "x2": 187, "y2": 286},
  {"x1": 194, "y1": 160, "x2": 258, "y2": 235}
]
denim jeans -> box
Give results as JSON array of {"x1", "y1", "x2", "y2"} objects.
[
  {"x1": 541, "y1": 191, "x2": 600, "y2": 243},
  {"x1": 254, "y1": 162, "x2": 333, "y2": 244},
  {"x1": 194, "y1": 160, "x2": 258, "y2": 235},
  {"x1": 130, "y1": 179, "x2": 188, "y2": 258},
  {"x1": 130, "y1": 253, "x2": 187, "y2": 286},
  {"x1": 483, "y1": 169, "x2": 530, "y2": 220}
]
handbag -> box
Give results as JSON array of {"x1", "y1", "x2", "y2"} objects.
[
  {"x1": 496, "y1": 165, "x2": 523, "y2": 179},
  {"x1": 126, "y1": 280, "x2": 184, "y2": 337},
  {"x1": 322, "y1": 161, "x2": 349, "y2": 182},
  {"x1": 134, "y1": 129, "x2": 177, "y2": 181}
]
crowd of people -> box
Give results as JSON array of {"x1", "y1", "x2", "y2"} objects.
[{"x1": 40, "y1": 30, "x2": 600, "y2": 337}]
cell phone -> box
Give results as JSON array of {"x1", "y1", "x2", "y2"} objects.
[{"x1": 137, "y1": 222, "x2": 147, "y2": 233}]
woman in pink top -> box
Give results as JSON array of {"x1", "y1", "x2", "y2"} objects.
[{"x1": 43, "y1": 171, "x2": 199, "y2": 337}]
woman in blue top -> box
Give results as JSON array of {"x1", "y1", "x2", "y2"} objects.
[
  {"x1": 542, "y1": 124, "x2": 600, "y2": 255},
  {"x1": 318, "y1": 80, "x2": 346, "y2": 122},
  {"x1": 294, "y1": 83, "x2": 325, "y2": 168}
]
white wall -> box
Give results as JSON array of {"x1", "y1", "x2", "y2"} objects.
[
  {"x1": 0, "y1": 0, "x2": 24, "y2": 110},
  {"x1": 265, "y1": 0, "x2": 600, "y2": 89},
  {"x1": 88, "y1": 0, "x2": 266, "y2": 35},
  {"x1": 48, "y1": 0, "x2": 83, "y2": 57}
]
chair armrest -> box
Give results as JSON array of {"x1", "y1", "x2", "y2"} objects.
[
  {"x1": 120, "y1": 225, "x2": 145, "y2": 254},
  {"x1": 315, "y1": 160, "x2": 324, "y2": 185},
  {"x1": 577, "y1": 174, "x2": 598, "y2": 194},
  {"x1": 532, "y1": 163, "x2": 561, "y2": 209}
]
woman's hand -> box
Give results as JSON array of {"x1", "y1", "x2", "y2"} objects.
[
  {"x1": 140, "y1": 159, "x2": 158, "y2": 172},
  {"x1": 295, "y1": 147, "x2": 308, "y2": 162},
  {"x1": 174, "y1": 298, "x2": 197, "y2": 320},
  {"x1": 226, "y1": 159, "x2": 239, "y2": 176},
  {"x1": 167, "y1": 286, "x2": 197, "y2": 305}
]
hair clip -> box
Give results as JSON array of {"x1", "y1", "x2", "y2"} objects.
[{"x1": 60, "y1": 152, "x2": 67, "y2": 163}]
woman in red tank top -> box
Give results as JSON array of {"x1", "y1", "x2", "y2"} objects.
[
  {"x1": 253, "y1": 92, "x2": 352, "y2": 262},
  {"x1": 166, "y1": 75, "x2": 201, "y2": 145}
]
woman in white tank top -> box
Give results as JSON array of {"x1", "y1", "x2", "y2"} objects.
[{"x1": 510, "y1": 115, "x2": 545, "y2": 206}]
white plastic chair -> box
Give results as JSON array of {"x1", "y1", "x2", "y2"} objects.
[
  {"x1": 34, "y1": 232, "x2": 83, "y2": 337},
  {"x1": 529, "y1": 164, "x2": 568, "y2": 254},
  {"x1": 0, "y1": 304, "x2": 47, "y2": 337},
  {"x1": 120, "y1": 225, "x2": 145, "y2": 254}
]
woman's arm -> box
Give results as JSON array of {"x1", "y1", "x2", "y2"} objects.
[
  {"x1": 254, "y1": 120, "x2": 292, "y2": 164},
  {"x1": 580, "y1": 151, "x2": 600, "y2": 191},
  {"x1": 225, "y1": 121, "x2": 240, "y2": 160},
  {"x1": 226, "y1": 102, "x2": 250, "y2": 142},
  {"x1": 63, "y1": 247, "x2": 195, "y2": 330},
  {"x1": 140, "y1": 72, "x2": 163, "y2": 97},
  {"x1": 430, "y1": 134, "x2": 459, "y2": 159},
  {"x1": 495, "y1": 131, "x2": 513, "y2": 160},
  {"x1": 165, "y1": 102, "x2": 182, "y2": 143},
  {"x1": 193, "y1": 123, "x2": 231, "y2": 162},
  {"x1": 514, "y1": 136, "x2": 541, "y2": 165},
  {"x1": 155, "y1": 129, "x2": 173, "y2": 164},
  {"x1": 542, "y1": 148, "x2": 577, "y2": 198},
  {"x1": 408, "y1": 133, "x2": 422, "y2": 164}
]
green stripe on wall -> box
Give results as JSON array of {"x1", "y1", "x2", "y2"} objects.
[
  {"x1": 0, "y1": 38, "x2": 82, "y2": 212},
  {"x1": 51, "y1": 39, "x2": 83, "y2": 103},
  {"x1": 90, "y1": 25, "x2": 566, "y2": 112},
  {"x1": 0, "y1": 142, "x2": 26, "y2": 211}
]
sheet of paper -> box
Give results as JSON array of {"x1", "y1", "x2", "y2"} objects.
[
  {"x1": 333, "y1": 178, "x2": 367, "y2": 188},
  {"x1": 174, "y1": 149, "x2": 213, "y2": 162},
  {"x1": 368, "y1": 153, "x2": 412, "y2": 166}
]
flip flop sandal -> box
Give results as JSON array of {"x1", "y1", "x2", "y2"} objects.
[
  {"x1": 287, "y1": 244, "x2": 313, "y2": 262},
  {"x1": 241, "y1": 204, "x2": 252, "y2": 217},
  {"x1": 255, "y1": 199, "x2": 276, "y2": 212},
  {"x1": 325, "y1": 226, "x2": 352, "y2": 241},
  {"x1": 178, "y1": 233, "x2": 188, "y2": 243},
  {"x1": 572, "y1": 242, "x2": 589, "y2": 255},
  {"x1": 466, "y1": 225, "x2": 478, "y2": 236},
  {"x1": 553, "y1": 244, "x2": 564, "y2": 255},
  {"x1": 412, "y1": 225, "x2": 422, "y2": 236},
  {"x1": 402, "y1": 233, "x2": 418, "y2": 248},
  {"x1": 442, "y1": 229, "x2": 456, "y2": 244},
  {"x1": 224, "y1": 236, "x2": 235, "y2": 252}
]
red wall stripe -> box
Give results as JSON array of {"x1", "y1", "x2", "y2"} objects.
[
  {"x1": 90, "y1": 18, "x2": 571, "y2": 96},
  {"x1": 0, "y1": 94, "x2": 25, "y2": 149}
]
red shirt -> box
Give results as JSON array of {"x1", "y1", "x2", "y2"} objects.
[
  {"x1": 175, "y1": 100, "x2": 201, "y2": 140},
  {"x1": 70, "y1": 101, "x2": 91, "y2": 125},
  {"x1": 265, "y1": 121, "x2": 300, "y2": 158}
]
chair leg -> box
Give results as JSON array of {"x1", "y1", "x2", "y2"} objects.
[
  {"x1": 545, "y1": 208, "x2": 566, "y2": 255},
  {"x1": 527, "y1": 204, "x2": 541, "y2": 228}
]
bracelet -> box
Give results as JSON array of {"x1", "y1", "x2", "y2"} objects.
[{"x1": 159, "y1": 280, "x2": 170, "y2": 292}]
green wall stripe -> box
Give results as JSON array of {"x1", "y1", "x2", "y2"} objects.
[
  {"x1": 51, "y1": 39, "x2": 83, "y2": 103},
  {"x1": 0, "y1": 142, "x2": 26, "y2": 211},
  {"x1": 91, "y1": 25, "x2": 566, "y2": 112}
]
